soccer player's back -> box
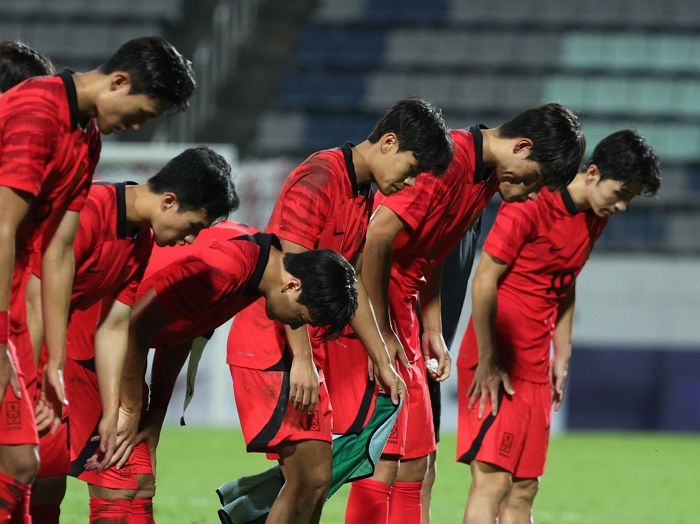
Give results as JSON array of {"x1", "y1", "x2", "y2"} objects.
[{"x1": 459, "y1": 130, "x2": 661, "y2": 524}]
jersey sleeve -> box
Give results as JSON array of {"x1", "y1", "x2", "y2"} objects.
[
  {"x1": 269, "y1": 161, "x2": 336, "y2": 250},
  {"x1": 483, "y1": 201, "x2": 537, "y2": 265},
  {"x1": 0, "y1": 95, "x2": 58, "y2": 197},
  {"x1": 378, "y1": 174, "x2": 443, "y2": 232}
]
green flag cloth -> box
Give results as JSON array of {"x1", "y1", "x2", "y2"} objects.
[{"x1": 216, "y1": 394, "x2": 402, "y2": 524}]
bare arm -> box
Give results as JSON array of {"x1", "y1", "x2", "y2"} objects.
[
  {"x1": 41, "y1": 209, "x2": 80, "y2": 412},
  {"x1": 419, "y1": 261, "x2": 451, "y2": 381},
  {"x1": 551, "y1": 285, "x2": 575, "y2": 412},
  {"x1": 467, "y1": 252, "x2": 514, "y2": 418},
  {"x1": 361, "y1": 205, "x2": 409, "y2": 366},
  {"x1": 92, "y1": 299, "x2": 131, "y2": 469},
  {"x1": 0, "y1": 186, "x2": 32, "y2": 402}
]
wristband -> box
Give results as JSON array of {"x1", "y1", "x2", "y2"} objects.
[{"x1": 0, "y1": 311, "x2": 8, "y2": 344}]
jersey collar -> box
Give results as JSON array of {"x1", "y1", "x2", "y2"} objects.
[
  {"x1": 242, "y1": 233, "x2": 281, "y2": 296},
  {"x1": 57, "y1": 69, "x2": 88, "y2": 131},
  {"x1": 469, "y1": 125, "x2": 493, "y2": 183},
  {"x1": 560, "y1": 187, "x2": 580, "y2": 215},
  {"x1": 341, "y1": 142, "x2": 371, "y2": 198},
  {"x1": 114, "y1": 182, "x2": 139, "y2": 238}
]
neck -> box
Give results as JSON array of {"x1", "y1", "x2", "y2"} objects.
[
  {"x1": 72, "y1": 70, "x2": 104, "y2": 119},
  {"x1": 565, "y1": 173, "x2": 591, "y2": 211},
  {"x1": 257, "y1": 247, "x2": 284, "y2": 296},
  {"x1": 480, "y1": 128, "x2": 499, "y2": 168},
  {"x1": 351, "y1": 140, "x2": 374, "y2": 186},
  {"x1": 125, "y1": 184, "x2": 153, "y2": 229}
]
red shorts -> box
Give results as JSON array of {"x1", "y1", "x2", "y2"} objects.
[
  {"x1": 381, "y1": 356, "x2": 435, "y2": 460},
  {"x1": 0, "y1": 340, "x2": 38, "y2": 446},
  {"x1": 75, "y1": 441, "x2": 153, "y2": 490},
  {"x1": 37, "y1": 420, "x2": 69, "y2": 477},
  {"x1": 231, "y1": 362, "x2": 332, "y2": 454},
  {"x1": 456, "y1": 366, "x2": 551, "y2": 478}
]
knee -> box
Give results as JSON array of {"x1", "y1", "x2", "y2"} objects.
[
  {"x1": 5, "y1": 446, "x2": 39, "y2": 484},
  {"x1": 508, "y1": 479, "x2": 539, "y2": 506},
  {"x1": 135, "y1": 474, "x2": 156, "y2": 499},
  {"x1": 290, "y1": 465, "x2": 331, "y2": 503},
  {"x1": 470, "y1": 466, "x2": 510, "y2": 501}
]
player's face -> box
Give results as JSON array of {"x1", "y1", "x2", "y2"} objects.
[
  {"x1": 371, "y1": 134, "x2": 421, "y2": 195},
  {"x1": 265, "y1": 290, "x2": 313, "y2": 329},
  {"x1": 495, "y1": 139, "x2": 542, "y2": 201},
  {"x1": 95, "y1": 73, "x2": 172, "y2": 134},
  {"x1": 498, "y1": 179, "x2": 541, "y2": 202},
  {"x1": 152, "y1": 205, "x2": 211, "y2": 247},
  {"x1": 587, "y1": 178, "x2": 638, "y2": 217}
]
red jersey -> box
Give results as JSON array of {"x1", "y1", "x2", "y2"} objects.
[
  {"x1": 140, "y1": 230, "x2": 270, "y2": 349},
  {"x1": 377, "y1": 128, "x2": 498, "y2": 362},
  {"x1": 0, "y1": 71, "x2": 101, "y2": 337},
  {"x1": 228, "y1": 143, "x2": 373, "y2": 370},
  {"x1": 458, "y1": 187, "x2": 608, "y2": 382}
]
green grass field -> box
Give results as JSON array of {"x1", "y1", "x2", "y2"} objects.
[{"x1": 60, "y1": 428, "x2": 698, "y2": 523}]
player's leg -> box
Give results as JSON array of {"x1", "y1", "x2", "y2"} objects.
[
  {"x1": 498, "y1": 477, "x2": 538, "y2": 524},
  {"x1": 464, "y1": 461, "x2": 511, "y2": 524},
  {"x1": 346, "y1": 458, "x2": 397, "y2": 524},
  {"x1": 268, "y1": 439, "x2": 331, "y2": 524},
  {"x1": 421, "y1": 450, "x2": 437, "y2": 523},
  {"x1": 30, "y1": 475, "x2": 66, "y2": 523},
  {"x1": 388, "y1": 455, "x2": 428, "y2": 524}
]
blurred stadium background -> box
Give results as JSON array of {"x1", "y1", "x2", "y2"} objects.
[{"x1": 1, "y1": 0, "x2": 699, "y2": 521}]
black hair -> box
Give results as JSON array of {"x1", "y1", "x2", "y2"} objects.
[
  {"x1": 98, "y1": 36, "x2": 194, "y2": 112},
  {"x1": 0, "y1": 40, "x2": 54, "y2": 92},
  {"x1": 498, "y1": 103, "x2": 585, "y2": 189},
  {"x1": 283, "y1": 250, "x2": 358, "y2": 339},
  {"x1": 367, "y1": 97, "x2": 453, "y2": 176},
  {"x1": 588, "y1": 130, "x2": 661, "y2": 196},
  {"x1": 147, "y1": 146, "x2": 238, "y2": 221}
]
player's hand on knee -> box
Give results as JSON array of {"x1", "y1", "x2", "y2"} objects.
[
  {"x1": 136, "y1": 417, "x2": 162, "y2": 475},
  {"x1": 0, "y1": 345, "x2": 22, "y2": 403},
  {"x1": 105, "y1": 406, "x2": 141, "y2": 470},
  {"x1": 467, "y1": 360, "x2": 514, "y2": 419},
  {"x1": 290, "y1": 356, "x2": 319, "y2": 414}
]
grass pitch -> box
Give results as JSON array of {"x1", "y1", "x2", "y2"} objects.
[{"x1": 60, "y1": 428, "x2": 698, "y2": 523}]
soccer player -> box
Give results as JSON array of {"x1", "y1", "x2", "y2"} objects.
[
  {"x1": 26, "y1": 146, "x2": 235, "y2": 523},
  {"x1": 0, "y1": 40, "x2": 54, "y2": 93},
  {"x1": 87, "y1": 224, "x2": 359, "y2": 522},
  {"x1": 457, "y1": 130, "x2": 660, "y2": 524},
  {"x1": 227, "y1": 98, "x2": 453, "y2": 523},
  {"x1": 337, "y1": 104, "x2": 586, "y2": 524}
]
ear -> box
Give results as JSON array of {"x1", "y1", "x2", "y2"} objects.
[
  {"x1": 160, "y1": 192, "x2": 178, "y2": 211},
  {"x1": 109, "y1": 71, "x2": 132, "y2": 92},
  {"x1": 513, "y1": 138, "x2": 534, "y2": 155},
  {"x1": 281, "y1": 277, "x2": 302, "y2": 294},
  {"x1": 380, "y1": 132, "x2": 398, "y2": 153},
  {"x1": 586, "y1": 164, "x2": 600, "y2": 183}
]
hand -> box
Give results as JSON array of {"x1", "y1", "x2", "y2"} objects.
[
  {"x1": 421, "y1": 329, "x2": 451, "y2": 382},
  {"x1": 102, "y1": 406, "x2": 140, "y2": 470},
  {"x1": 34, "y1": 396, "x2": 58, "y2": 436},
  {"x1": 289, "y1": 356, "x2": 319, "y2": 414},
  {"x1": 550, "y1": 356, "x2": 570, "y2": 412},
  {"x1": 373, "y1": 360, "x2": 406, "y2": 405},
  {"x1": 41, "y1": 361, "x2": 67, "y2": 428},
  {"x1": 135, "y1": 410, "x2": 165, "y2": 474},
  {"x1": 383, "y1": 330, "x2": 409, "y2": 367},
  {"x1": 0, "y1": 345, "x2": 21, "y2": 404},
  {"x1": 86, "y1": 412, "x2": 118, "y2": 471},
  {"x1": 467, "y1": 358, "x2": 515, "y2": 419}
]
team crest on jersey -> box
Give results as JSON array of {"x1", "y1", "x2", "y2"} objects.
[
  {"x1": 6, "y1": 401, "x2": 21, "y2": 429},
  {"x1": 498, "y1": 432, "x2": 514, "y2": 457}
]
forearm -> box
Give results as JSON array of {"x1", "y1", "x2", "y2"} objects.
[
  {"x1": 471, "y1": 274, "x2": 500, "y2": 364},
  {"x1": 121, "y1": 325, "x2": 148, "y2": 412},
  {"x1": 360, "y1": 230, "x2": 395, "y2": 335},
  {"x1": 284, "y1": 324, "x2": 314, "y2": 363},
  {"x1": 94, "y1": 319, "x2": 129, "y2": 419},
  {"x1": 149, "y1": 342, "x2": 191, "y2": 415},
  {"x1": 349, "y1": 279, "x2": 391, "y2": 366},
  {"x1": 0, "y1": 230, "x2": 15, "y2": 312},
  {"x1": 41, "y1": 247, "x2": 74, "y2": 367},
  {"x1": 419, "y1": 263, "x2": 443, "y2": 334},
  {"x1": 25, "y1": 275, "x2": 43, "y2": 362},
  {"x1": 553, "y1": 291, "x2": 575, "y2": 361}
]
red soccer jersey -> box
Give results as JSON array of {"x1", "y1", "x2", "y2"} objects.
[
  {"x1": 458, "y1": 187, "x2": 608, "y2": 383},
  {"x1": 0, "y1": 71, "x2": 101, "y2": 337},
  {"x1": 227, "y1": 143, "x2": 373, "y2": 370},
  {"x1": 377, "y1": 128, "x2": 499, "y2": 362},
  {"x1": 140, "y1": 229, "x2": 269, "y2": 349}
]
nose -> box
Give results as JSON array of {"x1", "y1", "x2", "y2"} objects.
[
  {"x1": 615, "y1": 201, "x2": 627, "y2": 212},
  {"x1": 404, "y1": 176, "x2": 416, "y2": 187},
  {"x1": 526, "y1": 191, "x2": 538, "y2": 201},
  {"x1": 131, "y1": 123, "x2": 141, "y2": 131},
  {"x1": 184, "y1": 234, "x2": 196, "y2": 244}
]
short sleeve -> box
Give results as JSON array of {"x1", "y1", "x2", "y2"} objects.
[
  {"x1": 0, "y1": 95, "x2": 57, "y2": 197},
  {"x1": 270, "y1": 161, "x2": 335, "y2": 249},
  {"x1": 483, "y1": 201, "x2": 537, "y2": 265}
]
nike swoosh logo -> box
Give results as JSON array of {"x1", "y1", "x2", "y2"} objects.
[
  {"x1": 549, "y1": 246, "x2": 563, "y2": 252},
  {"x1": 333, "y1": 230, "x2": 344, "y2": 236}
]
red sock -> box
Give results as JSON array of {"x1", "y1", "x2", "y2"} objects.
[
  {"x1": 89, "y1": 497, "x2": 132, "y2": 524},
  {"x1": 131, "y1": 498, "x2": 155, "y2": 523},
  {"x1": 388, "y1": 481, "x2": 423, "y2": 524},
  {"x1": 346, "y1": 479, "x2": 392, "y2": 524},
  {"x1": 0, "y1": 471, "x2": 30, "y2": 524},
  {"x1": 29, "y1": 504, "x2": 60, "y2": 524}
]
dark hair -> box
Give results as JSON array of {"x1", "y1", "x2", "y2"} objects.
[
  {"x1": 498, "y1": 103, "x2": 585, "y2": 189},
  {"x1": 367, "y1": 97, "x2": 453, "y2": 176},
  {"x1": 99, "y1": 36, "x2": 195, "y2": 112},
  {"x1": 0, "y1": 40, "x2": 54, "y2": 92},
  {"x1": 283, "y1": 250, "x2": 358, "y2": 339},
  {"x1": 588, "y1": 130, "x2": 661, "y2": 196},
  {"x1": 148, "y1": 146, "x2": 238, "y2": 221}
]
